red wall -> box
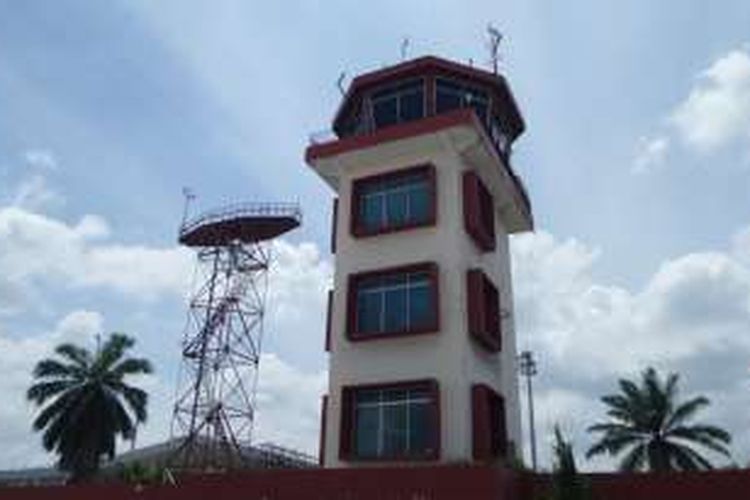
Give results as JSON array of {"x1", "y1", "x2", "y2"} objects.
[
  {"x1": 0, "y1": 466, "x2": 523, "y2": 500},
  {"x1": 524, "y1": 469, "x2": 750, "y2": 500},
  {"x1": 3, "y1": 467, "x2": 750, "y2": 500}
]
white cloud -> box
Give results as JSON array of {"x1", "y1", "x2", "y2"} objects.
[
  {"x1": 511, "y1": 228, "x2": 750, "y2": 469},
  {"x1": 632, "y1": 136, "x2": 669, "y2": 174},
  {"x1": 670, "y1": 47, "x2": 750, "y2": 152},
  {"x1": 254, "y1": 353, "x2": 327, "y2": 455},
  {"x1": 0, "y1": 206, "x2": 193, "y2": 312},
  {"x1": 22, "y1": 150, "x2": 58, "y2": 171},
  {"x1": 11, "y1": 174, "x2": 64, "y2": 211}
]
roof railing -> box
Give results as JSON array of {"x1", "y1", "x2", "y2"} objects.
[{"x1": 179, "y1": 202, "x2": 303, "y2": 240}]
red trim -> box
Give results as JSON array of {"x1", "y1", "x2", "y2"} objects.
[
  {"x1": 472, "y1": 384, "x2": 508, "y2": 462},
  {"x1": 306, "y1": 108, "x2": 476, "y2": 162},
  {"x1": 463, "y1": 171, "x2": 496, "y2": 252},
  {"x1": 349, "y1": 164, "x2": 437, "y2": 238},
  {"x1": 466, "y1": 269, "x2": 502, "y2": 353},
  {"x1": 346, "y1": 262, "x2": 440, "y2": 342},
  {"x1": 339, "y1": 379, "x2": 440, "y2": 462},
  {"x1": 319, "y1": 395, "x2": 328, "y2": 466},
  {"x1": 330, "y1": 198, "x2": 338, "y2": 254},
  {"x1": 325, "y1": 290, "x2": 333, "y2": 352}
]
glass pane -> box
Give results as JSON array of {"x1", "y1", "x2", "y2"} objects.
[
  {"x1": 436, "y1": 89, "x2": 460, "y2": 113},
  {"x1": 407, "y1": 182, "x2": 430, "y2": 224},
  {"x1": 408, "y1": 402, "x2": 431, "y2": 453},
  {"x1": 409, "y1": 279, "x2": 432, "y2": 329},
  {"x1": 386, "y1": 189, "x2": 408, "y2": 227},
  {"x1": 360, "y1": 194, "x2": 383, "y2": 231},
  {"x1": 383, "y1": 402, "x2": 408, "y2": 456},
  {"x1": 355, "y1": 405, "x2": 379, "y2": 458},
  {"x1": 384, "y1": 286, "x2": 407, "y2": 332},
  {"x1": 357, "y1": 289, "x2": 382, "y2": 334},
  {"x1": 373, "y1": 97, "x2": 397, "y2": 128},
  {"x1": 400, "y1": 90, "x2": 424, "y2": 122}
]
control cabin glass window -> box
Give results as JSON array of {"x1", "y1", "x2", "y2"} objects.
[
  {"x1": 352, "y1": 165, "x2": 435, "y2": 237},
  {"x1": 371, "y1": 79, "x2": 425, "y2": 129},
  {"x1": 435, "y1": 78, "x2": 490, "y2": 124},
  {"x1": 341, "y1": 381, "x2": 439, "y2": 461},
  {"x1": 349, "y1": 263, "x2": 438, "y2": 339}
]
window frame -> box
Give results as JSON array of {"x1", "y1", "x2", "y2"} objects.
[
  {"x1": 350, "y1": 164, "x2": 437, "y2": 238},
  {"x1": 368, "y1": 78, "x2": 427, "y2": 130},
  {"x1": 339, "y1": 379, "x2": 441, "y2": 462},
  {"x1": 466, "y1": 269, "x2": 502, "y2": 353},
  {"x1": 346, "y1": 261, "x2": 440, "y2": 342},
  {"x1": 434, "y1": 76, "x2": 492, "y2": 125}
]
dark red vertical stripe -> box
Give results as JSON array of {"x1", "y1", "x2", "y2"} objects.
[
  {"x1": 472, "y1": 384, "x2": 491, "y2": 461},
  {"x1": 325, "y1": 290, "x2": 333, "y2": 352},
  {"x1": 319, "y1": 395, "x2": 329, "y2": 466},
  {"x1": 339, "y1": 388, "x2": 353, "y2": 460},
  {"x1": 330, "y1": 198, "x2": 338, "y2": 254}
]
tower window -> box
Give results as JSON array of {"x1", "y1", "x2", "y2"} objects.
[
  {"x1": 340, "y1": 380, "x2": 440, "y2": 461},
  {"x1": 472, "y1": 384, "x2": 508, "y2": 461},
  {"x1": 436, "y1": 78, "x2": 490, "y2": 124},
  {"x1": 351, "y1": 164, "x2": 436, "y2": 237},
  {"x1": 370, "y1": 79, "x2": 425, "y2": 129},
  {"x1": 463, "y1": 171, "x2": 496, "y2": 252},
  {"x1": 466, "y1": 269, "x2": 502, "y2": 352},
  {"x1": 347, "y1": 262, "x2": 439, "y2": 340}
]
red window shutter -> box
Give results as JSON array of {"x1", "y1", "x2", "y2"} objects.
[
  {"x1": 493, "y1": 393, "x2": 508, "y2": 458},
  {"x1": 339, "y1": 388, "x2": 354, "y2": 460},
  {"x1": 463, "y1": 171, "x2": 496, "y2": 252},
  {"x1": 319, "y1": 395, "x2": 328, "y2": 466},
  {"x1": 467, "y1": 269, "x2": 501, "y2": 352},
  {"x1": 330, "y1": 198, "x2": 338, "y2": 254},
  {"x1": 325, "y1": 290, "x2": 333, "y2": 352},
  {"x1": 484, "y1": 277, "x2": 502, "y2": 352},
  {"x1": 472, "y1": 384, "x2": 491, "y2": 461},
  {"x1": 467, "y1": 269, "x2": 486, "y2": 342}
]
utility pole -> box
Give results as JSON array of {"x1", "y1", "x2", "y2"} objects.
[{"x1": 518, "y1": 350, "x2": 538, "y2": 471}]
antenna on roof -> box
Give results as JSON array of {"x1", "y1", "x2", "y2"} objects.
[
  {"x1": 336, "y1": 72, "x2": 346, "y2": 96},
  {"x1": 181, "y1": 187, "x2": 196, "y2": 228},
  {"x1": 486, "y1": 24, "x2": 503, "y2": 74},
  {"x1": 400, "y1": 36, "x2": 410, "y2": 61}
]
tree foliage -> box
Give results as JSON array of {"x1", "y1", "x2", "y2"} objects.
[
  {"x1": 27, "y1": 333, "x2": 153, "y2": 482},
  {"x1": 586, "y1": 367, "x2": 731, "y2": 472}
]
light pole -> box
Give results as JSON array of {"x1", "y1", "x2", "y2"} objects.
[{"x1": 518, "y1": 350, "x2": 538, "y2": 471}]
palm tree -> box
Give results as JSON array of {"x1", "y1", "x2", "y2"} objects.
[
  {"x1": 586, "y1": 367, "x2": 731, "y2": 472},
  {"x1": 27, "y1": 333, "x2": 153, "y2": 482}
]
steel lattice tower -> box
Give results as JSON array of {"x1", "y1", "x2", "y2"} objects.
[{"x1": 170, "y1": 202, "x2": 301, "y2": 471}]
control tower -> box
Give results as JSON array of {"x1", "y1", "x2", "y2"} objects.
[{"x1": 306, "y1": 56, "x2": 532, "y2": 467}]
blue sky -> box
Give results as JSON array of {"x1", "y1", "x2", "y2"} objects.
[{"x1": 1, "y1": 0, "x2": 750, "y2": 471}]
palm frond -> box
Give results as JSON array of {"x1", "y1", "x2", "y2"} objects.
[
  {"x1": 33, "y1": 386, "x2": 84, "y2": 432},
  {"x1": 96, "y1": 333, "x2": 135, "y2": 371},
  {"x1": 54, "y1": 344, "x2": 92, "y2": 369},
  {"x1": 27, "y1": 380, "x2": 77, "y2": 405},
  {"x1": 110, "y1": 358, "x2": 153, "y2": 378},
  {"x1": 668, "y1": 425, "x2": 732, "y2": 457},
  {"x1": 32, "y1": 359, "x2": 82, "y2": 381},
  {"x1": 665, "y1": 396, "x2": 710, "y2": 430},
  {"x1": 617, "y1": 443, "x2": 646, "y2": 472}
]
